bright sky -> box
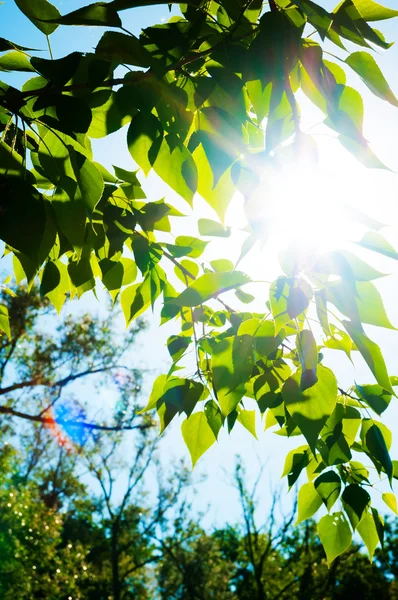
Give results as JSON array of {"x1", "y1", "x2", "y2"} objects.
[{"x1": 2, "y1": 0, "x2": 398, "y2": 525}]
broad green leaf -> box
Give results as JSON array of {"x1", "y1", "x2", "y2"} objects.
[
  {"x1": 70, "y1": 149, "x2": 104, "y2": 214},
  {"x1": 296, "y1": 482, "x2": 323, "y2": 525},
  {"x1": 357, "y1": 511, "x2": 380, "y2": 561},
  {"x1": 371, "y1": 507, "x2": 385, "y2": 547},
  {"x1": 237, "y1": 409, "x2": 257, "y2": 439},
  {"x1": 153, "y1": 138, "x2": 197, "y2": 206},
  {"x1": 204, "y1": 399, "x2": 223, "y2": 439},
  {"x1": 211, "y1": 335, "x2": 253, "y2": 416},
  {"x1": 330, "y1": 280, "x2": 395, "y2": 329},
  {"x1": 346, "y1": 51, "x2": 398, "y2": 107},
  {"x1": 324, "y1": 324, "x2": 353, "y2": 361},
  {"x1": 238, "y1": 318, "x2": 283, "y2": 359},
  {"x1": 96, "y1": 31, "x2": 151, "y2": 67},
  {"x1": 356, "y1": 383, "x2": 391, "y2": 415},
  {"x1": 121, "y1": 279, "x2": 151, "y2": 325},
  {"x1": 15, "y1": 0, "x2": 60, "y2": 35},
  {"x1": 382, "y1": 492, "x2": 398, "y2": 515},
  {"x1": 0, "y1": 304, "x2": 11, "y2": 339},
  {"x1": 140, "y1": 374, "x2": 168, "y2": 413},
  {"x1": 342, "y1": 484, "x2": 370, "y2": 529},
  {"x1": 317, "y1": 512, "x2": 352, "y2": 566},
  {"x1": 361, "y1": 420, "x2": 393, "y2": 482},
  {"x1": 314, "y1": 471, "x2": 341, "y2": 511},
  {"x1": 353, "y1": 0, "x2": 398, "y2": 21},
  {"x1": 357, "y1": 231, "x2": 398, "y2": 260},
  {"x1": 270, "y1": 277, "x2": 312, "y2": 334},
  {"x1": 0, "y1": 51, "x2": 35, "y2": 72},
  {"x1": 296, "y1": 329, "x2": 318, "y2": 391},
  {"x1": 171, "y1": 271, "x2": 250, "y2": 307},
  {"x1": 198, "y1": 218, "x2": 231, "y2": 238},
  {"x1": 182, "y1": 412, "x2": 216, "y2": 467},
  {"x1": 157, "y1": 378, "x2": 207, "y2": 433},
  {"x1": 281, "y1": 444, "x2": 310, "y2": 488},
  {"x1": 282, "y1": 365, "x2": 337, "y2": 451},
  {"x1": 48, "y1": 2, "x2": 121, "y2": 27},
  {"x1": 127, "y1": 112, "x2": 163, "y2": 176},
  {"x1": 31, "y1": 52, "x2": 82, "y2": 86},
  {"x1": 211, "y1": 259, "x2": 234, "y2": 272},
  {"x1": 167, "y1": 334, "x2": 191, "y2": 362},
  {"x1": 343, "y1": 320, "x2": 393, "y2": 394},
  {"x1": 40, "y1": 260, "x2": 70, "y2": 314}
]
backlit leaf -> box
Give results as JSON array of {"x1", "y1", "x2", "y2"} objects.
[
  {"x1": 182, "y1": 412, "x2": 216, "y2": 467},
  {"x1": 317, "y1": 512, "x2": 352, "y2": 566}
]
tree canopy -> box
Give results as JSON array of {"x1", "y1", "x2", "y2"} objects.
[{"x1": 1, "y1": 0, "x2": 398, "y2": 564}]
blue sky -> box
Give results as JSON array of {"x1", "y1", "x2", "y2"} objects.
[{"x1": 2, "y1": 0, "x2": 398, "y2": 526}]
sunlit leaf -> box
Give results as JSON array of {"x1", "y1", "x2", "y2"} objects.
[
  {"x1": 182, "y1": 412, "x2": 216, "y2": 467},
  {"x1": 317, "y1": 512, "x2": 352, "y2": 566}
]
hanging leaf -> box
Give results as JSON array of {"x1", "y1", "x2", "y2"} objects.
[
  {"x1": 181, "y1": 412, "x2": 216, "y2": 467},
  {"x1": 296, "y1": 481, "x2": 323, "y2": 525},
  {"x1": 170, "y1": 271, "x2": 251, "y2": 307},
  {"x1": 342, "y1": 484, "x2": 371, "y2": 529},
  {"x1": 282, "y1": 365, "x2": 337, "y2": 451},
  {"x1": 346, "y1": 51, "x2": 398, "y2": 106},
  {"x1": 357, "y1": 511, "x2": 380, "y2": 561},
  {"x1": 317, "y1": 512, "x2": 352, "y2": 566},
  {"x1": 314, "y1": 470, "x2": 341, "y2": 511},
  {"x1": 357, "y1": 231, "x2": 398, "y2": 260},
  {"x1": 14, "y1": 0, "x2": 60, "y2": 35}
]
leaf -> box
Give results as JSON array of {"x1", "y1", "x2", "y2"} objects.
[
  {"x1": 353, "y1": 0, "x2": 398, "y2": 21},
  {"x1": 0, "y1": 304, "x2": 11, "y2": 339},
  {"x1": 282, "y1": 365, "x2": 337, "y2": 452},
  {"x1": 342, "y1": 484, "x2": 371, "y2": 529},
  {"x1": 181, "y1": 412, "x2": 216, "y2": 467},
  {"x1": 314, "y1": 471, "x2": 341, "y2": 511},
  {"x1": 296, "y1": 329, "x2": 318, "y2": 391},
  {"x1": 356, "y1": 383, "x2": 391, "y2": 415},
  {"x1": 282, "y1": 445, "x2": 310, "y2": 488},
  {"x1": 296, "y1": 482, "x2": 323, "y2": 525},
  {"x1": 40, "y1": 260, "x2": 70, "y2": 314},
  {"x1": 167, "y1": 334, "x2": 191, "y2": 362},
  {"x1": 357, "y1": 511, "x2": 380, "y2": 561},
  {"x1": 317, "y1": 512, "x2": 352, "y2": 566},
  {"x1": 211, "y1": 335, "x2": 253, "y2": 416},
  {"x1": 362, "y1": 421, "x2": 393, "y2": 482},
  {"x1": 96, "y1": 31, "x2": 151, "y2": 67},
  {"x1": 171, "y1": 271, "x2": 251, "y2": 307},
  {"x1": 237, "y1": 410, "x2": 257, "y2": 439},
  {"x1": 382, "y1": 492, "x2": 398, "y2": 515},
  {"x1": 70, "y1": 149, "x2": 104, "y2": 214},
  {"x1": 14, "y1": 0, "x2": 60, "y2": 35},
  {"x1": 346, "y1": 51, "x2": 398, "y2": 107},
  {"x1": 121, "y1": 279, "x2": 151, "y2": 325},
  {"x1": 127, "y1": 112, "x2": 163, "y2": 176},
  {"x1": 357, "y1": 231, "x2": 398, "y2": 260},
  {"x1": 204, "y1": 399, "x2": 223, "y2": 439},
  {"x1": 198, "y1": 218, "x2": 231, "y2": 238},
  {"x1": 343, "y1": 320, "x2": 393, "y2": 394},
  {"x1": 153, "y1": 138, "x2": 197, "y2": 206},
  {"x1": 0, "y1": 51, "x2": 35, "y2": 72},
  {"x1": 48, "y1": 2, "x2": 121, "y2": 27},
  {"x1": 31, "y1": 53, "x2": 82, "y2": 86}
]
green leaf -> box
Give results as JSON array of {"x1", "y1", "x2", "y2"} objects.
[
  {"x1": 198, "y1": 218, "x2": 231, "y2": 238},
  {"x1": 346, "y1": 51, "x2": 398, "y2": 107},
  {"x1": 127, "y1": 112, "x2": 163, "y2": 176},
  {"x1": 270, "y1": 277, "x2": 312, "y2": 334},
  {"x1": 342, "y1": 484, "x2": 371, "y2": 529},
  {"x1": 317, "y1": 512, "x2": 352, "y2": 566},
  {"x1": 382, "y1": 492, "x2": 398, "y2": 515},
  {"x1": 356, "y1": 383, "x2": 391, "y2": 415},
  {"x1": 343, "y1": 320, "x2": 393, "y2": 394},
  {"x1": 70, "y1": 149, "x2": 104, "y2": 214},
  {"x1": 68, "y1": 258, "x2": 95, "y2": 298},
  {"x1": 353, "y1": 0, "x2": 398, "y2": 21},
  {"x1": 15, "y1": 0, "x2": 60, "y2": 35},
  {"x1": 0, "y1": 51, "x2": 35, "y2": 72},
  {"x1": 211, "y1": 259, "x2": 234, "y2": 273},
  {"x1": 182, "y1": 412, "x2": 216, "y2": 468},
  {"x1": 167, "y1": 334, "x2": 191, "y2": 362},
  {"x1": 357, "y1": 511, "x2": 380, "y2": 561},
  {"x1": 121, "y1": 279, "x2": 151, "y2": 325},
  {"x1": 357, "y1": 231, "x2": 398, "y2": 260},
  {"x1": 362, "y1": 420, "x2": 393, "y2": 482},
  {"x1": 31, "y1": 52, "x2": 82, "y2": 86},
  {"x1": 171, "y1": 271, "x2": 251, "y2": 307},
  {"x1": 282, "y1": 365, "x2": 337, "y2": 452},
  {"x1": 0, "y1": 304, "x2": 11, "y2": 340},
  {"x1": 204, "y1": 400, "x2": 223, "y2": 439},
  {"x1": 96, "y1": 31, "x2": 151, "y2": 67},
  {"x1": 296, "y1": 482, "x2": 323, "y2": 525},
  {"x1": 237, "y1": 409, "x2": 257, "y2": 439},
  {"x1": 40, "y1": 260, "x2": 70, "y2": 314},
  {"x1": 314, "y1": 471, "x2": 341, "y2": 511},
  {"x1": 282, "y1": 445, "x2": 310, "y2": 488},
  {"x1": 48, "y1": 2, "x2": 121, "y2": 27},
  {"x1": 211, "y1": 335, "x2": 253, "y2": 416},
  {"x1": 296, "y1": 329, "x2": 318, "y2": 391}
]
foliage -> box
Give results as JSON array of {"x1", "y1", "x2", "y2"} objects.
[{"x1": 1, "y1": 0, "x2": 398, "y2": 563}]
